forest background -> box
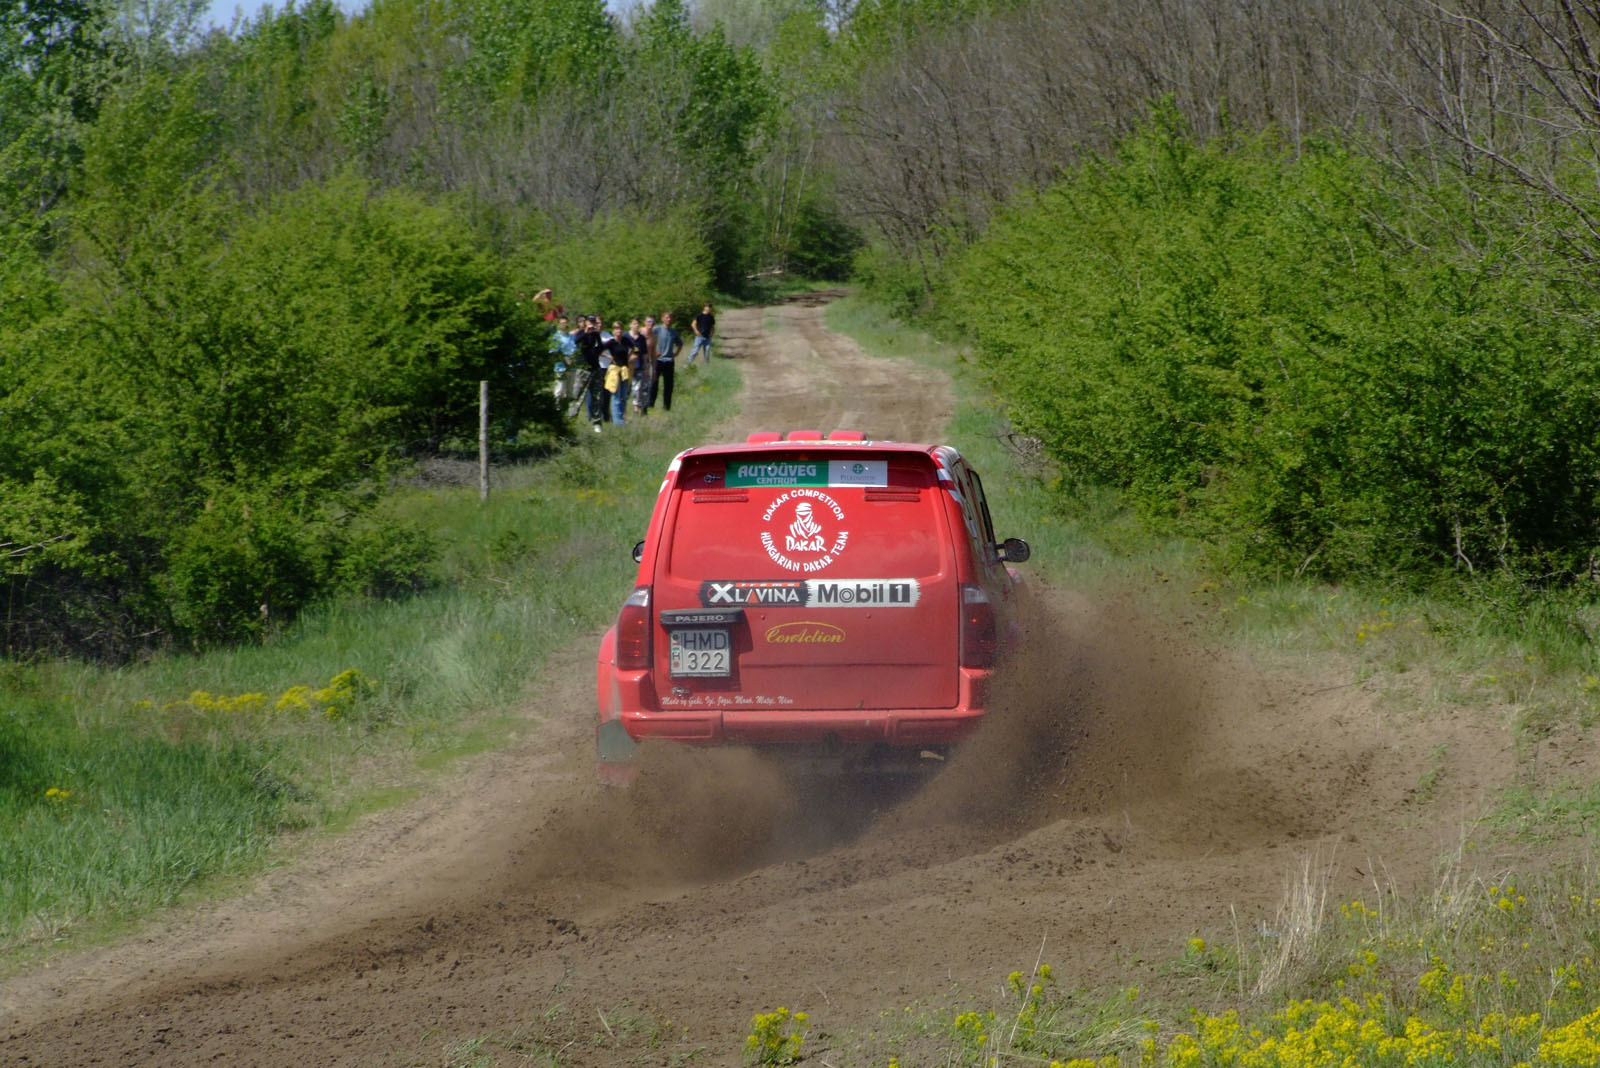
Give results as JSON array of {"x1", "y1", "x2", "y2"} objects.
[{"x1": 8, "y1": 0, "x2": 1600, "y2": 660}]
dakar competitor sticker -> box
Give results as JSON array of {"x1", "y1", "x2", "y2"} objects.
[{"x1": 760, "y1": 489, "x2": 850, "y2": 573}]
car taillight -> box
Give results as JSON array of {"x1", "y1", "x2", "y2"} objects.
[
  {"x1": 960, "y1": 584, "x2": 997, "y2": 669},
  {"x1": 615, "y1": 586, "x2": 652, "y2": 670}
]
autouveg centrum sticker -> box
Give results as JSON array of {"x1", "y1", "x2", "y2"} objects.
[
  {"x1": 725, "y1": 459, "x2": 888, "y2": 487},
  {"x1": 760, "y1": 489, "x2": 849, "y2": 572},
  {"x1": 726, "y1": 461, "x2": 825, "y2": 487}
]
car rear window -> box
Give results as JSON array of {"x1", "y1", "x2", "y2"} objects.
[{"x1": 666, "y1": 451, "x2": 946, "y2": 577}]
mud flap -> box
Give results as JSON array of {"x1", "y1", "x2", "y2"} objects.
[
  {"x1": 596, "y1": 719, "x2": 641, "y2": 787},
  {"x1": 597, "y1": 719, "x2": 640, "y2": 762}
]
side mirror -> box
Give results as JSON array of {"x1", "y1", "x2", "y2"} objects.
[
  {"x1": 996, "y1": 537, "x2": 1030, "y2": 563},
  {"x1": 632, "y1": 540, "x2": 645, "y2": 564}
]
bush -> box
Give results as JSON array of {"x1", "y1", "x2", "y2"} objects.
[
  {"x1": 335, "y1": 516, "x2": 436, "y2": 599},
  {"x1": 852, "y1": 241, "x2": 927, "y2": 318},
  {"x1": 785, "y1": 196, "x2": 862, "y2": 281},
  {"x1": 4, "y1": 172, "x2": 545, "y2": 653},
  {"x1": 513, "y1": 208, "x2": 713, "y2": 321},
  {"x1": 941, "y1": 111, "x2": 1600, "y2": 584},
  {"x1": 163, "y1": 486, "x2": 333, "y2": 644}
]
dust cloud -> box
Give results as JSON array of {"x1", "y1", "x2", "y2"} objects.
[{"x1": 505, "y1": 587, "x2": 1230, "y2": 903}]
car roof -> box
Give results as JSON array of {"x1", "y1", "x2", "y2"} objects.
[{"x1": 678, "y1": 431, "x2": 944, "y2": 458}]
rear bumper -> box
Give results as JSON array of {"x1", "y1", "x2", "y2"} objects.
[{"x1": 596, "y1": 661, "x2": 991, "y2": 748}]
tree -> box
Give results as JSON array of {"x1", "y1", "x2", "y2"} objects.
[{"x1": 0, "y1": 0, "x2": 115, "y2": 214}]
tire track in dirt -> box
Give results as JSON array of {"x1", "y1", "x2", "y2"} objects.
[
  {"x1": 0, "y1": 293, "x2": 1514, "y2": 1068},
  {"x1": 714, "y1": 289, "x2": 953, "y2": 443}
]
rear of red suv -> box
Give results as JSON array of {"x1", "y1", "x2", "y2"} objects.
[{"x1": 596, "y1": 432, "x2": 1028, "y2": 780}]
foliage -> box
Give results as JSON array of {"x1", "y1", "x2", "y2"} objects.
[
  {"x1": 212, "y1": 0, "x2": 345, "y2": 194},
  {"x1": 783, "y1": 192, "x2": 862, "y2": 279},
  {"x1": 512, "y1": 207, "x2": 713, "y2": 321},
  {"x1": 161, "y1": 484, "x2": 334, "y2": 643},
  {"x1": 0, "y1": 0, "x2": 114, "y2": 211},
  {"x1": 941, "y1": 110, "x2": 1600, "y2": 585},
  {"x1": 445, "y1": 0, "x2": 616, "y2": 104},
  {"x1": 2, "y1": 0, "x2": 795, "y2": 655},
  {"x1": 745, "y1": 1006, "x2": 809, "y2": 1066},
  {"x1": 854, "y1": 239, "x2": 928, "y2": 317},
  {"x1": 3, "y1": 170, "x2": 554, "y2": 653},
  {"x1": 840, "y1": 0, "x2": 1014, "y2": 58}
]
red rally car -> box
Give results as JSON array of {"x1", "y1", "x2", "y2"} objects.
[{"x1": 595, "y1": 430, "x2": 1030, "y2": 781}]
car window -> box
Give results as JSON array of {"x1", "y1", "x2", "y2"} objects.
[
  {"x1": 969, "y1": 469, "x2": 998, "y2": 546},
  {"x1": 666, "y1": 453, "x2": 949, "y2": 578}
]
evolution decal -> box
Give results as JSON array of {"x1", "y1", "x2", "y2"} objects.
[
  {"x1": 759, "y1": 489, "x2": 849, "y2": 572},
  {"x1": 763, "y1": 621, "x2": 846, "y2": 645}
]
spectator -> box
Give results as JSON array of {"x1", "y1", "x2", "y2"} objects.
[
  {"x1": 604, "y1": 320, "x2": 633, "y2": 426},
  {"x1": 532, "y1": 287, "x2": 562, "y2": 321},
  {"x1": 549, "y1": 315, "x2": 578, "y2": 406},
  {"x1": 651, "y1": 311, "x2": 683, "y2": 412},
  {"x1": 637, "y1": 315, "x2": 660, "y2": 414},
  {"x1": 688, "y1": 302, "x2": 715, "y2": 365},
  {"x1": 575, "y1": 315, "x2": 607, "y2": 432},
  {"x1": 629, "y1": 318, "x2": 653, "y2": 417}
]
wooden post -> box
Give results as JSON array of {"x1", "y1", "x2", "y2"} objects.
[{"x1": 479, "y1": 380, "x2": 489, "y2": 501}]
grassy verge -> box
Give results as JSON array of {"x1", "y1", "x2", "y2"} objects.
[
  {"x1": 811, "y1": 296, "x2": 1600, "y2": 1067},
  {"x1": 0, "y1": 363, "x2": 741, "y2": 964}
]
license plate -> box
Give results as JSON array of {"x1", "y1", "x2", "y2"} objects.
[{"x1": 670, "y1": 628, "x2": 731, "y2": 676}]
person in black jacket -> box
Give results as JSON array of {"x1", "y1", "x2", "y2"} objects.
[
  {"x1": 574, "y1": 316, "x2": 607, "y2": 432},
  {"x1": 688, "y1": 303, "x2": 715, "y2": 365}
]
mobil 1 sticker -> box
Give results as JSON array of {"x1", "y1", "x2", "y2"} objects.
[
  {"x1": 700, "y1": 578, "x2": 921, "y2": 608},
  {"x1": 807, "y1": 578, "x2": 920, "y2": 607}
]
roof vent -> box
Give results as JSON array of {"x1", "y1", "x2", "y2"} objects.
[
  {"x1": 827, "y1": 430, "x2": 866, "y2": 441},
  {"x1": 745, "y1": 431, "x2": 782, "y2": 444},
  {"x1": 785, "y1": 430, "x2": 823, "y2": 441}
]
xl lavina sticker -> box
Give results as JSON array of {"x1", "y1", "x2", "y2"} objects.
[{"x1": 700, "y1": 579, "x2": 921, "y2": 607}]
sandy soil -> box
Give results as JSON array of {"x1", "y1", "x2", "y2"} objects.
[{"x1": 0, "y1": 292, "x2": 1522, "y2": 1067}]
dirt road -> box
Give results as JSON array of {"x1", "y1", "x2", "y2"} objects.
[{"x1": 0, "y1": 293, "x2": 1513, "y2": 1066}]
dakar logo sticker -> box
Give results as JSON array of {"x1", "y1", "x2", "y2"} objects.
[{"x1": 760, "y1": 490, "x2": 850, "y2": 573}]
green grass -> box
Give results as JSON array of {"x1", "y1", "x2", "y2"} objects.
[{"x1": 0, "y1": 363, "x2": 742, "y2": 961}]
